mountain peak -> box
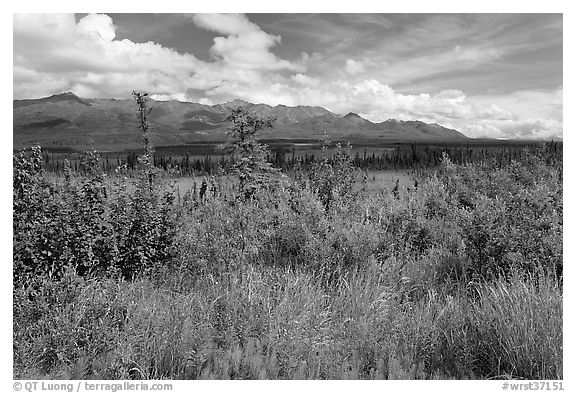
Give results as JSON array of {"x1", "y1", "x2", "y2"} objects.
[
  {"x1": 213, "y1": 98, "x2": 252, "y2": 110},
  {"x1": 227, "y1": 98, "x2": 250, "y2": 105},
  {"x1": 49, "y1": 91, "x2": 91, "y2": 104},
  {"x1": 14, "y1": 91, "x2": 92, "y2": 108},
  {"x1": 340, "y1": 112, "x2": 373, "y2": 124}
]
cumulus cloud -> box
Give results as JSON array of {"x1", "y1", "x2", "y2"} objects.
[
  {"x1": 461, "y1": 118, "x2": 563, "y2": 140},
  {"x1": 312, "y1": 79, "x2": 516, "y2": 124},
  {"x1": 151, "y1": 92, "x2": 193, "y2": 102},
  {"x1": 191, "y1": 13, "x2": 302, "y2": 71},
  {"x1": 191, "y1": 13, "x2": 257, "y2": 36},
  {"x1": 77, "y1": 13, "x2": 116, "y2": 41},
  {"x1": 13, "y1": 13, "x2": 304, "y2": 101},
  {"x1": 470, "y1": 88, "x2": 563, "y2": 123},
  {"x1": 13, "y1": 14, "x2": 203, "y2": 98},
  {"x1": 13, "y1": 13, "x2": 562, "y2": 140},
  {"x1": 345, "y1": 59, "x2": 365, "y2": 76},
  {"x1": 291, "y1": 73, "x2": 320, "y2": 87}
]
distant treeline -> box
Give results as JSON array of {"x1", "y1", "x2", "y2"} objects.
[{"x1": 38, "y1": 140, "x2": 562, "y2": 176}]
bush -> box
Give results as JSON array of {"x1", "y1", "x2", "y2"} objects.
[
  {"x1": 13, "y1": 94, "x2": 179, "y2": 284},
  {"x1": 308, "y1": 136, "x2": 358, "y2": 212},
  {"x1": 13, "y1": 133, "x2": 562, "y2": 379}
]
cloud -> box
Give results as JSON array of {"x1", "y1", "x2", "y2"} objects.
[
  {"x1": 453, "y1": 45, "x2": 502, "y2": 63},
  {"x1": 13, "y1": 13, "x2": 562, "y2": 140},
  {"x1": 191, "y1": 13, "x2": 258, "y2": 36},
  {"x1": 345, "y1": 59, "x2": 365, "y2": 76},
  {"x1": 150, "y1": 92, "x2": 193, "y2": 102},
  {"x1": 76, "y1": 13, "x2": 116, "y2": 41},
  {"x1": 198, "y1": 98, "x2": 214, "y2": 106},
  {"x1": 307, "y1": 79, "x2": 515, "y2": 124},
  {"x1": 191, "y1": 13, "x2": 303, "y2": 72},
  {"x1": 455, "y1": 87, "x2": 563, "y2": 138},
  {"x1": 13, "y1": 14, "x2": 202, "y2": 98},
  {"x1": 470, "y1": 88, "x2": 563, "y2": 122},
  {"x1": 499, "y1": 118, "x2": 562, "y2": 139},
  {"x1": 377, "y1": 45, "x2": 504, "y2": 86},
  {"x1": 13, "y1": 65, "x2": 70, "y2": 99},
  {"x1": 461, "y1": 118, "x2": 563, "y2": 140},
  {"x1": 291, "y1": 73, "x2": 320, "y2": 87},
  {"x1": 13, "y1": 13, "x2": 303, "y2": 101}
]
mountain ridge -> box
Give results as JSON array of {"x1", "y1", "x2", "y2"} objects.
[{"x1": 13, "y1": 92, "x2": 470, "y2": 150}]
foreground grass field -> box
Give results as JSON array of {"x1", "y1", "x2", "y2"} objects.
[
  {"x1": 13, "y1": 139, "x2": 562, "y2": 380},
  {"x1": 14, "y1": 261, "x2": 561, "y2": 379}
]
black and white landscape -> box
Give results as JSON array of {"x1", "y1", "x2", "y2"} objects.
[
  {"x1": 14, "y1": 92, "x2": 469, "y2": 150},
  {"x1": 13, "y1": 13, "x2": 563, "y2": 382}
]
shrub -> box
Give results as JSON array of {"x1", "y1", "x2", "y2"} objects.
[
  {"x1": 13, "y1": 125, "x2": 562, "y2": 380},
  {"x1": 13, "y1": 94, "x2": 179, "y2": 283},
  {"x1": 308, "y1": 135, "x2": 358, "y2": 212},
  {"x1": 13, "y1": 148, "x2": 114, "y2": 282}
]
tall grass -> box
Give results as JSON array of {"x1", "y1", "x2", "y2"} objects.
[
  {"x1": 13, "y1": 142, "x2": 563, "y2": 380},
  {"x1": 471, "y1": 272, "x2": 562, "y2": 379},
  {"x1": 393, "y1": 272, "x2": 562, "y2": 379},
  {"x1": 13, "y1": 264, "x2": 562, "y2": 379}
]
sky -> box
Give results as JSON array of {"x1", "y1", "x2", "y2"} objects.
[{"x1": 13, "y1": 13, "x2": 563, "y2": 139}]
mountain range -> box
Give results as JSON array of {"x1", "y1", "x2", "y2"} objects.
[{"x1": 13, "y1": 92, "x2": 469, "y2": 151}]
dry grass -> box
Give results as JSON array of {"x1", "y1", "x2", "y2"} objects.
[{"x1": 13, "y1": 264, "x2": 562, "y2": 380}]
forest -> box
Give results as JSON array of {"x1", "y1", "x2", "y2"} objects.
[
  {"x1": 13, "y1": 93, "x2": 563, "y2": 380},
  {"x1": 37, "y1": 139, "x2": 556, "y2": 176}
]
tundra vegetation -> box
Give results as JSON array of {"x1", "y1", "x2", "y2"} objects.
[{"x1": 13, "y1": 92, "x2": 562, "y2": 380}]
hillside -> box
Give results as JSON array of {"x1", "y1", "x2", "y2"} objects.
[{"x1": 13, "y1": 92, "x2": 470, "y2": 150}]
